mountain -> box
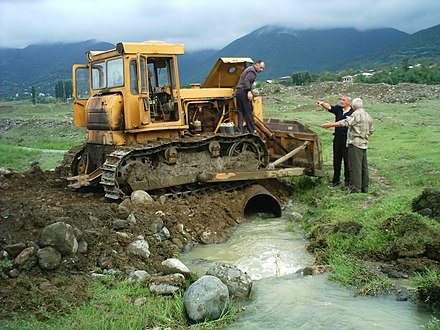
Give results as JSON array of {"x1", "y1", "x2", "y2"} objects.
[
  {"x1": 336, "y1": 24, "x2": 440, "y2": 70},
  {"x1": 0, "y1": 40, "x2": 114, "y2": 98},
  {"x1": 1, "y1": 24, "x2": 439, "y2": 98},
  {"x1": 184, "y1": 26, "x2": 408, "y2": 84}
]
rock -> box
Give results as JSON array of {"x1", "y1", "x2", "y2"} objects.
[
  {"x1": 149, "y1": 273, "x2": 185, "y2": 295},
  {"x1": 289, "y1": 212, "x2": 303, "y2": 222},
  {"x1": 133, "y1": 297, "x2": 147, "y2": 306},
  {"x1": 184, "y1": 275, "x2": 229, "y2": 322},
  {"x1": 8, "y1": 269, "x2": 19, "y2": 278},
  {"x1": 303, "y1": 265, "x2": 332, "y2": 276},
  {"x1": 171, "y1": 238, "x2": 184, "y2": 250},
  {"x1": 161, "y1": 258, "x2": 191, "y2": 278},
  {"x1": 117, "y1": 202, "x2": 131, "y2": 218},
  {"x1": 126, "y1": 213, "x2": 137, "y2": 225},
  {"x1": 126, "y1": 239, "x2": 150, "y2": 260},
  {"x1": 13, "y1": 246, "x2": 37, "y2": 270},
  {"x1": 200, "y1": 230, "x2": 219, "y2": 244},
  {"x1": 0, "y1": 250, "x2": 9, "y2": 260},
  {"x1": 97, "y1": 249, "x2": 119, "y2": 269},
  {"x1": 150, "y1": 217, "x2": 164, "y2": 234},
  {"x1": 27, "y1": 241, "x2": 39, "y2": 251},
  {"x1": 4, "y1": 242, "x2": 26, "y2": 258},
  {"x1": 37, "y1": 247, "x2": 62, "y2": 270},
  {"x1": 77, "y1": 240, "x2": 88, "y2": 254},
  {"x1": 115, "y1": 232, "x2": 133, "y2": 246},
  {"x1": 0, "y1": 167, "x2": 14, "y2": 176},
  {"x1": 40, "y1": 221, "x2": 78, "y2": 255},
  {"x1": 159, "y1": 227, "x2": 171, "y2": 241},
  {"x1": 395, "y1": 288, "x2": 411, "y2": 301},
  {"x1": 103, "y1": 269, "x2": 119, "y2": 276},
  {"x1": 128, "y1": 270, "x2": 150, "y2": 282},
  {"x1": 131, "y1": 190, "x2": 154, "y2": 206},
  {"x1": 307, "y1": 217, "x2": 317, "y2": 227},
  {"x1": 206, "y1": 262, "x2": 252, "y2": 299},
  {"x1": 113, "y1": 219, "x2": 128, "y2": 230},
  {"x1": 149, "y1": 283, "x2": 181, "y2": 295}
]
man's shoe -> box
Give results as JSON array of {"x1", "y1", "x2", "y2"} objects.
[{"x1": 331, "y1": 182, "x2": 340, "y2": 187}]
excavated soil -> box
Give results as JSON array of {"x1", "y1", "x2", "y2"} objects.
[{"x1": 0, "y1": 165, "x2": 293, "y2": 320}]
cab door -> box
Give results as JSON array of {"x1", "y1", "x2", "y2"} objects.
[
  {"x1": 72, "y1": 64, "x2": 89, "y2": 127},
  {"x1": 137, "y1": 55, "x2": 151, "y2": 125}
]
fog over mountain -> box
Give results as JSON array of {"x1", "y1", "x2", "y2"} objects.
[{"x1": 0, "y1": 23, "x2": 439, "y2": 98}]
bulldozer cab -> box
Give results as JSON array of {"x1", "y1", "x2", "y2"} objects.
[{"x1": 72, "y1": 42, "x2": 187, "y2": 136}]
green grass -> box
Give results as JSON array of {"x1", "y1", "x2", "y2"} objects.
[
  {"x1": 0, "y1": 279, "x2": 239, "y2": 330},
  {"x1": 0, "y1": 101, "x2": 85, "y2": 170},
  {"x1": 275, "y1": 94, "x2": 440, "y2": 299},
  {"x1": 0, "y1": 101, "x2": 74, "y2": 121},
  {"x1": 0, "y1": 144, "x2": 65, "y2": 171}
]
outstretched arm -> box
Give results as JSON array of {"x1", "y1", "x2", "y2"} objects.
[
  {"x1": 316, "y1": 100, "x2": 331, "y2": 110},
  {"x1": 321, "y1": 121, "x2": 342, "y2": 129}
]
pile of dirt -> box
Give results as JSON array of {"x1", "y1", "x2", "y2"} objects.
[{"x1": 0, "y1": 165, "x2": 292, "y2": 320}]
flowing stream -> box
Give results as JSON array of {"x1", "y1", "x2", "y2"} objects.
[{"x1": 180, "y1": 213, "x2": 433, "y2": 329}]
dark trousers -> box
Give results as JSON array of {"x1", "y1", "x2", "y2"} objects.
[
  {"x1": 347, "y1": 144, "x2": 369, "y2": 193},
  {"x1": 236, "y1": 91, "x2": 255, "y2": 133},
  {"x1": 332, "y1": 135, "x2": 350, "y2": 184}
]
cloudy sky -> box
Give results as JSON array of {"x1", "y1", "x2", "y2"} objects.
[{"x1": 0, "y1": 0, "x2": 439, "y2": 51}]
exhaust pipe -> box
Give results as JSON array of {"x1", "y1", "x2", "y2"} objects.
[{"x1": 241, "y1": 185, "x2": 282, "y2": 218}]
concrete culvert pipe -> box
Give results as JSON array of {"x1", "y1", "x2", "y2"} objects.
[{"x1": 241, "y1": 185, "x2": 282, "y2": 218}]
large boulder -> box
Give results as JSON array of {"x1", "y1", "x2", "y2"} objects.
[
  {"x1": 40, "y1": 221, "x2": 78, "y2": 255},
  {"x1": 184, "y1": 275, "x2": 229, "y2": 323},
  {"x1": 206, "y1": 262, "x2": 252, "y2": 299}
]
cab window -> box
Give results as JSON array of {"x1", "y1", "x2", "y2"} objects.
[
  {"x1": 107, "y1": 58, "x2": 123, "y2": 87},
  {"x1": 91, "y1": 57, "x2": 123, "y2": 90},
  {"x1": 75, "y1": 67, "x2": 89, "y2": 100}
]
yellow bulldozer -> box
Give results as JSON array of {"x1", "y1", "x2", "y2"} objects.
[{"x1": 68, "y1": 41, "x2": 323, "y2": 199}]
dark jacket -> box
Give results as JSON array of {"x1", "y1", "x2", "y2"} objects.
[
  {"x1": 236, "y1": 65, "x2": 257, "y2": 92},
  {"x1": 329, "y1": 105, "x2": 353, "y2": 136}
]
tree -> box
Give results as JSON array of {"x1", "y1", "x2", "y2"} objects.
[
  {"x1": 290, "y1": 72, "x2": 315, "y2": 86},
  {"x1": 31, "y1": 86, "x2": 36, "y2": 105},
  {"x1": 55, "y1": 80, "x2": 67, "y2": 102},
  {"x1": 64, "y1": 80, "x2": 73, "y2": 100},
  {"x1": 318, "y1": 71, "x2": 338, "y2": 82}
]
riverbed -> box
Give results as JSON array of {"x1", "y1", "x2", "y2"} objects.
[{"x1": 181, "y1": 213, "x2": 433, "y2": 329}]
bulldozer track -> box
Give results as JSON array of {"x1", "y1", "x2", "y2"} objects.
[{"x1": 99, "y1": 134, "x2": 268, "y2": 200}]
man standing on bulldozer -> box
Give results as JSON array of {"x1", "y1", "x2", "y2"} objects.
[{"x1": 236, "y1": 60, "x2": 265, "y2": 133}]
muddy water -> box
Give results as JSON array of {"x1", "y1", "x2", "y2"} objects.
[{"x1": 180, "y1": 214, "x2": 432, "y2": 329}]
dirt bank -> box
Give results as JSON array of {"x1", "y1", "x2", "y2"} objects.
[{"x1": 0, "y1": 165, "x2": 292, "y2": 320}]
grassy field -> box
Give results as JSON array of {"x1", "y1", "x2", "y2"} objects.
[{"x1": 0, "y1": 101, "x2": 84, "y2": 171}]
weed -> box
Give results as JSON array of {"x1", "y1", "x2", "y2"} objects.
[
  {"x1": 413, "y1": 268, "x2": 440, "y2": 310},
  {"x1": 0, "y1": 259, "x2": 13, "y2": 279}
]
